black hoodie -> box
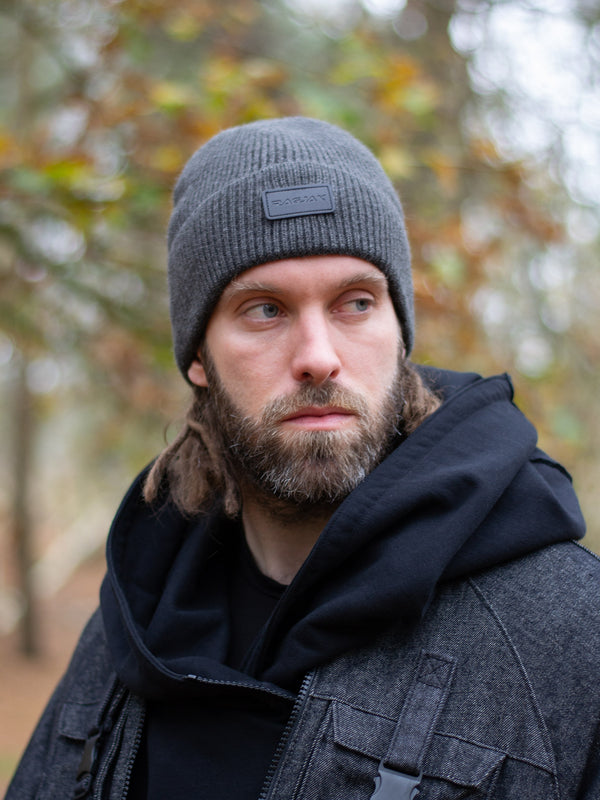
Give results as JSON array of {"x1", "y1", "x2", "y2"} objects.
[{"x1": 100, "y1": 368, "x2": 585, "y2": 799}]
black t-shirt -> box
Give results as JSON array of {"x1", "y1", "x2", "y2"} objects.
[{"x1": 227, "y1": 532, "x2": 287, "y2": 669}]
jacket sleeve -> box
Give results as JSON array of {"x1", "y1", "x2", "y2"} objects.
[{"x1": 5, "y1": 608, "x2": 115, "y2": 800}]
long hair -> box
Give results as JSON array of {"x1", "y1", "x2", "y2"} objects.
[{"x1": 143, "y1": 359, "x2": 441, "y2": 517}]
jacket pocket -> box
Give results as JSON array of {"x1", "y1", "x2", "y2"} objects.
[
  {"x1": 419, "y1": 734, "x2": 505, "y2": 798},
  {"x1": 36, "y1": 700, "x2": 101, "y2": 800},
  {"x1": 326, "y1": 700, "x2": 504, "y2": 799}
]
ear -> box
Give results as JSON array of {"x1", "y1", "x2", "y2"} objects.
[
  {"x1": 398, "y1": 330, "x2": 406, "y2": 361},
  {"x1": 187, "y1": 356, "x2": 208, "y2": 387}
]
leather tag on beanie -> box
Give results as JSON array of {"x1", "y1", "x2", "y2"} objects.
[{"x1": 262, "y1": 184, "x2": 335, "y2": 220}]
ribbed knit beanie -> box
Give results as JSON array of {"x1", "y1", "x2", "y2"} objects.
[{"x1": 168, "y1": 117, "x2": 414, "y2": 377}]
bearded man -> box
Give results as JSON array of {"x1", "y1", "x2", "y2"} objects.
[{"x1": 7, "y1": 117, "x2": 600, "y2": 800}]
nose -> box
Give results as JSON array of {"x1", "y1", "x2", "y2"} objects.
[{"x1": 290, "y1": 314, "x2": 342, "y2": 385}]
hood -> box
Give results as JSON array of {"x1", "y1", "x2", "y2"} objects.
[{"x1": 101, "y1": 368, "x2": 585, "y2": 697}]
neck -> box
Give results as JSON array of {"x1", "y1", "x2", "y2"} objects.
[{"x1": 240, "y1": 491, "x2": 338, "y2": 585}]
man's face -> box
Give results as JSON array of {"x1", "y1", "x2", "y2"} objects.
[{"x1": 188, "y1": 255, "x2": 404, "y2": 505}]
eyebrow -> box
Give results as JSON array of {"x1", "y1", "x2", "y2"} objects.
[
  {"x1": 337, "y1": 271, "x2": 389, "y2": 290},
  {"x1": 222, "y1": 270, "x2": 389, "y2": 302},
  {"x1": 221, "y1": 279, "x2": 285, "y2": 302}
]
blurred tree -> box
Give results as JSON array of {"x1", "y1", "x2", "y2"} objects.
[
  {"x1": 447, "y1": 0, "x2": 600, "y2": 536},
  {"x1": 0, "y1": 0, "x2": 598, "y2": 653}
]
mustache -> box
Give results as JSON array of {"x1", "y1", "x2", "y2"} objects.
[{"x1": 262, "y1": 382, "x2": 369, "y2": 425}]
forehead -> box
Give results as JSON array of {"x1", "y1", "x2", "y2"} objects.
[{"x1": 218, "y1": 255, "x2": 389, "y2": 304}]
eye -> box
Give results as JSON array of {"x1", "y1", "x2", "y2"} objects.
[
  {"x1": 245, "y1": 302, "x2": 281, "y2": 320},
  {"x1": 337, "y1": 296, "x2": 373, "y2": 314}
]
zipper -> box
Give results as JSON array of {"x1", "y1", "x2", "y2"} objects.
[
  {"x1": 119, "y1": 700, "x2": 146, "y2": 800},
  {"x1": 257, "y1": 670, "x2": 315, "y2": 800},
  {"x1": 92, "y1": 688, "x2": 129, "y2": 800}
]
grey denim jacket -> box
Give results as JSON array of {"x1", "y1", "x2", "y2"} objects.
[{"x1": 7, "y1": 541, "x2": 600, "y2": 800}]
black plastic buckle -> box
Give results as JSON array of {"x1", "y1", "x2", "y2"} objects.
[
  {"x1": 73, "y1": 728, "x2": 101, "y2": 799},
  {"x1": 371, "y1": 763, "x2": 422, "y2": 800}
]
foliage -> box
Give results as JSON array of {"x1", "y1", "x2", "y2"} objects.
[{"x1": 0, "y1": 0, "x2": 598, "y2": 598}]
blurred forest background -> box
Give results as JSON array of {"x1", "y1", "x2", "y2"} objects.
[{"x1": 0, "y1": 0, "x2": 599, "y2": 781}]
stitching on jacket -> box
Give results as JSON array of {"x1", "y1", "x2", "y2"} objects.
[
  {"x1": 433, "y1": 731, "x2": 556, "y2": 776},
  {"x1": 572, "y1": 539, "x2": 600, "y2": 564},
  {"x1": 309, "y1": 693, "x2": 397, "y2": 722},
  {"x1": 467, "y1": 576, "x2": 560, "y2": 798}
]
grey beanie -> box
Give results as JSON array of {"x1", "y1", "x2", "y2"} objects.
[{"x1": 167, "y1": 117, "x2": 414, "y2": 377}]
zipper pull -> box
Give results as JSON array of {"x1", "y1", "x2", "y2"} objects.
[{"x1": 371, "y1": 763, "x2": 422, "y2": 800}]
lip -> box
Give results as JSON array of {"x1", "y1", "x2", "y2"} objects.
[{"x1": 280, "y1": 406, "x2": 356, "y2": 430}]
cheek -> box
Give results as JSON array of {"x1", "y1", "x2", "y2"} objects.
[
  {"x1": 359, "y1": 356, "x2": 399, "y2": 404},
  {"x1": 348, "y1": 330, "x2": 400, "y2": 385},
  {"x1": 214, "y1": 347, "x2": 287, "y2": 415}
]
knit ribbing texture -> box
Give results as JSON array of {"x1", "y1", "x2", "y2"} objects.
[{"x1": 167, "y1": 117, "x2": 414, "y2": 377}]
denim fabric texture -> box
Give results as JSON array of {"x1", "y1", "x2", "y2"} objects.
[
  {"x1": 7, "y1": 541, "x2": 600, "y2": 800},
  {"x1": 262, "y1": 542, "x2": 600, "y2": 800}
]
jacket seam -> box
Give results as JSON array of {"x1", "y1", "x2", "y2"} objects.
[
  {"x1": 467, "y1": 576, "x2": 560, "y2": 795},
  {"x1": 572, "y1": 539, "x2": 600, "y2": 563},
  {"x1": 309, "y1": 693, "x2": 396, "y2": 722},
  {"x1": 288, "y1": 703, "x2": 333, "y2": 800}
]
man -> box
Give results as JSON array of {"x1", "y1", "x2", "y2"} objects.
[{"x1": 7, "y1": 117, "x2": 600, "y2": 799}]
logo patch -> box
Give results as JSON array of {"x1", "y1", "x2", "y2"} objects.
[{"x1": 262, "y1": 184, "x2": 335, "y2": 220}]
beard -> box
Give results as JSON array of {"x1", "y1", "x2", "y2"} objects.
[{"x1": 202, "y1": 353, "x2": 404, "y2": 515}]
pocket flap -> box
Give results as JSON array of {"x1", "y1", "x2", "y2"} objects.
[
  {"x1": 58, "y1": 700, "x2": 101, "y2": 740},
  {"x1": 424, "y1": 734, "x2": 504, "y2": 787},
  {"x1": 332, "y1": 701, "x2": 394, "y2": 761},
  {"x1": 332, "y1": 701, "x2": 504, "y2": 789}
]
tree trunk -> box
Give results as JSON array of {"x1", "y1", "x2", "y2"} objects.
[{"x1": 11, "y1": 354, "x2": 39, "y2": 657}]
